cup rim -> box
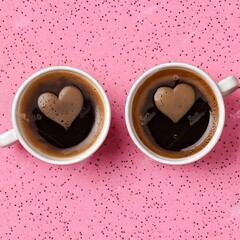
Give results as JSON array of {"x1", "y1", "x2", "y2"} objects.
[
  {"x1": 12, "y1": 66, "x2": 111, "y2": 165},
  {"x1": 125, "y1": 62, "x2": 225, "y2": 165}
]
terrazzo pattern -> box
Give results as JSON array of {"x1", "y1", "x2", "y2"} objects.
[{"x1": 0, "y1": 0, "x2": 240, "y2": 239}]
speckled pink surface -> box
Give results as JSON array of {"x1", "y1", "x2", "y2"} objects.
[{"x1": 0, "y1": 0, "x2": 240, "y2": 239}]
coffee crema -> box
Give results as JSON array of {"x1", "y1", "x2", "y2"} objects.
[
  {"x1": 132, "y1": 68, "x2": 219, "y2": 159},
  {"x1": 17, "y1": 70, "x2": 105, "y2": 159}
]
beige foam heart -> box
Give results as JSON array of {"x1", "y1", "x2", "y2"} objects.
[
  {"x1": 154, "y1": 83, "x2": 195, "y2": 123},
  {"x1": 38, "y1": 86, "x2": 84, "y2": 130}
]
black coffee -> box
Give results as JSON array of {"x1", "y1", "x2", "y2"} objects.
[
  {"x1": 33, "y1": 97, "x2": 94, "y2": 148},
  {"x1": 132, "y1": 68, "x2": 219, "y2": 159},
  {"x1": 146, "y1": 97, "x2": 210, "y2": 151},
  {"x1": 18, "y1": 70, "x2": 105, "y2": 158}
]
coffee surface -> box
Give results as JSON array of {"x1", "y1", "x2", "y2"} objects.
[
  {"x1": 132, "y1": 68, "x2": 219, "y2": 159},
  {"x1": 18, "y1": 71, "x2": 105, "y2": 158},
  {"x1": 147, "y1": 97, "x2": 210, "y2": 151},
  {"x1": 34, "y1": 99, "x2": 95, "y2": 148}
]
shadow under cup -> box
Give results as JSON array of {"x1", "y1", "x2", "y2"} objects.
[
  {"x1": 126, "y1": 65, "x2": 223, "y2": 164},
  {"x1": 14, "y1": 68, "x2": 110, "y2": 164}
]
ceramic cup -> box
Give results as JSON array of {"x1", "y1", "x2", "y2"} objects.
[
  {"x1": 0, "y1": 66, "x2": 111, "y2": 165},
  {"x1": 125, "y1": 62, "x2": 239, "y2": 165}
]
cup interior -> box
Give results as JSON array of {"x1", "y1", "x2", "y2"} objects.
[
  {"x1": 125, "y1": 63, "x2": 225, "y2": 165},
  {"x1": 12, "y1": 66, "x2": 111, "y2": 165}
]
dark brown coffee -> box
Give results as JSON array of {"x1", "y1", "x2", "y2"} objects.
[
  {"x1": 17, "y1": 70, "x2": 105, "y2": 158},
  {"x1": 132, "y1": 68, "x2": 219, "y2": 159},
  {"x1": 146, "y1": 93, "x2": 210, "y2": 151}
]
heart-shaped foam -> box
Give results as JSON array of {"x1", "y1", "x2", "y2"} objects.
[
  {"x1": 38, "y1": 86, "x2": 84, "y2": 130},
  {"x1": 154, "y1": 83, "x2": 195, "y2": 123}
]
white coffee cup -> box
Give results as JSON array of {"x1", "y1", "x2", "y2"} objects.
[
  {"x1": 125, "y1": 62, "x2": 239, "y2": 165},
  {"x1": 0, "y1": 66, "x2": 111, "y2": 165}
]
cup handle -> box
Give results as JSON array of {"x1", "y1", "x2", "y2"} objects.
[
  {"x1": 0, "y1": 129, "x2": 18, "y2": 147},
  {"x1": 217, "y1": 76, "x2": 239, "y2": 97}
]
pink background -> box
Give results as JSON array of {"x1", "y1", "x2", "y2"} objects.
[{"x1": 0, "y1": 0, "x2": 240, "y2": 239}]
